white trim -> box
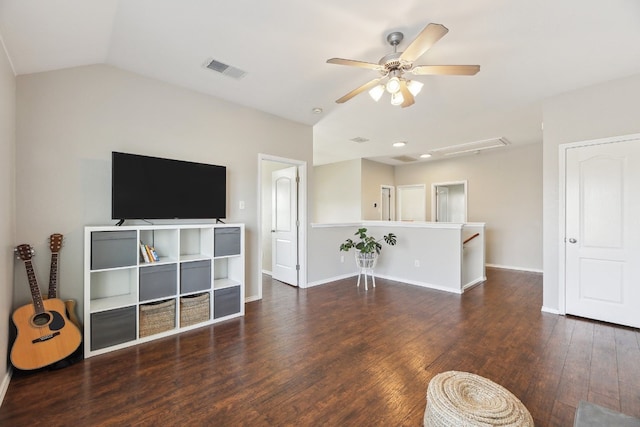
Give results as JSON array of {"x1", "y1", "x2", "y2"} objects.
[
  {"x1": 557, "y1": 132, "x2": 640, "y2": 317},
  {"x1": 257, "y1": 154, "x2": 308, "y2": 296},
  {"x1": 485, "y1": 263, "x2": 543, "y2": 274},
  {"x1": 541, "y1": 306, "x2": 560, "y2": 315},
  {"x1": 306, "y1": 273, "x2": 358, "y2": 288},
  {"x1": 0, "y1": 368, "x2": 12, "y2": 406},
  {"x1": 261, "y1": 269, "x2": 272, "y2": 276},
  {"x1": 245, "y1": 295, "x2": 261, "y2": 303},
  {"x1": 463, "y1": 277, "x2": 487, "y2": 292},
  {"x1": 368, "y1": 273, "x2": 464, "y2": 294}
]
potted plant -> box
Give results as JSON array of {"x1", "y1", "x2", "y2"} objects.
[
  {"x1": 339, "y1": 227, "x2": 397, "y2": 255},
  {"x1": 339, "y1": 228, "x2": 397, "y2": 289}
]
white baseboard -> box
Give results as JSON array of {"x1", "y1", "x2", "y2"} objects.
[
  {"x1": 462, "y1": 276, "x2": 487, "y2": 292},
  {"x1": 0, "y1": 368, "x2": 12, "y2": 407},
  {"x1": 541, "y1": 306, "x2": 561, "y2": 315},
  {"x1": 261, "y1": 270, "x2": 272, "y2": 276},
  {"x1": 373, "y1": 273, "x2": 463, "y2": 295},
  {"x1": 245, "y1": 295, "x2": 261, "y2": 303},
  {"x1": 305, "y1": 273, "x2": 357, "y2": 288},
  {"x1": 486, "y1": 263, "x2": 543, "y2": 274}
]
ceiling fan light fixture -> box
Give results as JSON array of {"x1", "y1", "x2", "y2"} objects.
[
  {"x1": 407, "y1": 80, "x2": 424, "y2": 96},
  {"x1": 386, "y1": 77, "x2": 401, "y2": 94},
  {"x1": 369, "y1": 84, "x2": 385, "y2": 102},
  {"x1": 390, "y1": 91, "x2": 404, "y2": 106}
]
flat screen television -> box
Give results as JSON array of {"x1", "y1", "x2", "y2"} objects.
[{"x1": 112, "y1": 151, "x2": 226, "y2": 221}]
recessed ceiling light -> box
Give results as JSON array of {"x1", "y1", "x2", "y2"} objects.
[
  {"x1": 420, "y1": 153, "x2": 432, "y2": 158},
  {"x1": 393, "y1": 141, "x2": 407, "y2": 147},
  {"x1": 312, "y1": 107, "x2": 323, "y2": 114}
]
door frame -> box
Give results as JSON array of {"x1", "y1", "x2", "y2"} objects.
[
  {"x1": 258, "y1": 154, "x2": 307, "y2": 299},
  {"x1": 431, "y1": 180, "x2": 468, "y2": 222},
  {"x1": 558, "y1": 132, "x2": 640, "y2": 315},
  {"x1": 397, "y1": 184, "x2": 426, "y2": 221},
  {"x1": 380, "y1": 185, "x2": 395, "y2": 221}
]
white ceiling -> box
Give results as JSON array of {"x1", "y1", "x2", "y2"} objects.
[{"x1": 2, "y1": 0, "x2": 640, "y2": 165}]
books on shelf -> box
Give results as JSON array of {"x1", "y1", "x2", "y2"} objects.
[{"x1": 139, "y1": 242, "x2": 160, "y2": 263}]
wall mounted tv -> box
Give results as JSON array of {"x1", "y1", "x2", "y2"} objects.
[{"x1": 112, "y1": 151, "x2": 226, "y2": 221}]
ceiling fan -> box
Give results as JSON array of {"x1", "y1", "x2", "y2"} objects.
[{"x1": 327, "y1": 23, "x2": 480, "y2": 108}]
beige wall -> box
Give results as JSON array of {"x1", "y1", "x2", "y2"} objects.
[
  {"x1": 0, "y1": 38, "x2": 16, "y2": 391},
  {"x1": 394, "y1": 143, "x2": 543, "y2": 271},
  {"x1": 313, "y1": 159, "x2": 361, "y2": 222},
  {"x1": 361, "y1": 159, "x2": 394, "y2": 220},
  {"x1": 541, "y1": 73, "x2": 640, "y2": 311},
  {"x1": 14, "y1": 64, "x2": 312, "y2": 318}
]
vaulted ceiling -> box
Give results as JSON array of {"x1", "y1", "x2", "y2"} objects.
[{"x1": 2, "y1": 0, "x2": 640, "y2": 164}]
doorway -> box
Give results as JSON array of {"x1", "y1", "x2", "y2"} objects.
[
  {"x1": 431, "y1": 181, "x2": 467, "y2": 222},
  {"x1": 258, "y1": 154, "x2": 307, "y2": 299},
  {"x1": 397, "y1": 184, "x2": 426, "y2": 221},
  {"x1": 380, "y1": 185, "x2": 395, "y2": 221}
]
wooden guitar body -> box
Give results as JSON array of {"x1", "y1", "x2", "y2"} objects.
[
  {"x1": 11, "y1": 297, "x2": 82, "y2": 370},
  {"x1": 12, "y1": 243, "x2": 82, "y2": 370}
]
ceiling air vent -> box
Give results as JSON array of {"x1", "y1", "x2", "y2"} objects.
[
  {"x1": 432, "y1": 137, "x2": 510, "y2": 157},
  {"x1": 350, "y1": 137, "x2": 370, "y2": 143},
  {"x1": 205, "y1": 59, "x2": 247, "y2": 79},
  {"x1": 392, "y1": 155, "x2": 418, "y2": 163}
]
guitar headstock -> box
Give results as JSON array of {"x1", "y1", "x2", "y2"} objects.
[
  {"x1": 49, "y1": 233, "x2": 64, "y2": 253},
  {"x1": 15, "y1": 244, "x2": 35, "y2": 261}
]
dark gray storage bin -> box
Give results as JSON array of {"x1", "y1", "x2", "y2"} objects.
[
  {"x1": 90, "y1": 306, "x2": 136, "y2": 351},
  {"x1": 91, "y1": 230, "x2": 137, "y2": 270},
  {"x1": 180, "y1": 260, "x2": 211, "y2": 293},
  {"x1": 214, "y1": 286, "x2": 241, "y2": 319},
  {"x1": 139, "y1": 263, "x2": 177, "y2": 301},
  {"x1": 214, "y1": 227, "x2": 241, "y2": 257}
]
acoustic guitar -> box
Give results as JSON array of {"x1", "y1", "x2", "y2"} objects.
[
  {"x1": 46, "y1": 233, "x2": 81, "y2": 329},
  {"x1": 11, "y1": 244, "x2": 82, "y2": 370}
]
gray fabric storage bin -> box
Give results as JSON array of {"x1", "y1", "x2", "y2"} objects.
[
  {"x1": 180, "y1": 260, "x2": 211, "y2": 293},
  {"x1": 90, "y1": 306, "x2": 136, "y2": 351},
  {"x1": 139, "y1": 263, "x2": 177, "y2": 301},
  {"x1": 214, "y1": 227, "x2": 241, "y2": 257},
  {"x1": 91, "y1": 230, "x2": 137, "y2": 270},
  {"x1": 214, "y1": 285, "x2": 241, "y2": 318}
]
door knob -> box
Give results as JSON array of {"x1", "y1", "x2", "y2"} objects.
[{"x1": 568, "y1": 238, "x2": 577, "y2": 243}]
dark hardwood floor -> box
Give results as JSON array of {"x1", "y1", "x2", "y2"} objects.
[{"x1": 2, "y1": 268, "x2": 639, "y2": 426}]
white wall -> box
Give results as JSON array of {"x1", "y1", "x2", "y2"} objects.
[
  {"x1": 313, "y1": 159, "x2": 361, "y2": 222},
  {"x1": 14, "y1": 64, "x2": 312, "y2": 319},
  {"x1": 394, "y1": 143, "x2": 543, "y2": 271},
  {"x1": 0, "y1": 36, "x2": 16, "y2": 397},
  {"x1": 361, "y1": 159, "x2": 394, "y2": 220},
  {"x1": 542, "y1": 73, "x2": 640, "y2": 311}
]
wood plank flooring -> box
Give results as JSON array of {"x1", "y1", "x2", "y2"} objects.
[{"x1": 2, "y1": 268, "x2": 640, "y2": 426}]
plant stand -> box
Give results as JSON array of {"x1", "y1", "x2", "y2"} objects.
[{"x1": 355, "y1": 252, "x2": 378, "y2": 290}]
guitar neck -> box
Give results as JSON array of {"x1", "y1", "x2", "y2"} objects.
[
  {"x1": 48, "y1": 252, "x2": 59, "y2": 299},
  {"x1": 25, "y1": 260, "x2": 45, "y2": 314}
]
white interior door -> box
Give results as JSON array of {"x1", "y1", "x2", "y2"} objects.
[
  {"x1": 397, "y1": 185, "x2": 426, "y2": 221},
  {"x1": 565, "y1": 138, "x2": 640, "y2": 327},
  {"x1": 271, "y1": 166, "x2": 298, "y2": 286}
]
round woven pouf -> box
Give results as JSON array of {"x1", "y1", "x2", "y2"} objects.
[{"x1": 424, "y1": 371, "x2": 534, "y2": 427}]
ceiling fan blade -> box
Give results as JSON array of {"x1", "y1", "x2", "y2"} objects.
[
  {"x1": 399, "y1": 80, "x2": 415, "y2": 108},
  {"x1": 411, "y1": 65, "x2": 480, "y2": 75},
  {"x1": 335, "y1": 78, "x2": 382, "y2": 104},
  {"x1": 400, "y1": 23, "x2": 449, "y2": 63},
  {"x1": 327, "y1": 58, "x2": 383, "y2": 70}
]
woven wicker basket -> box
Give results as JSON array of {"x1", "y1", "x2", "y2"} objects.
[
  {"x1": 180, "y1": 293, "x2": 210, "y2": 327},
  {"x1": 424, "y1": 371, "x2": 534, "y2": 427},
  {"x1": 139, "y1": 299, "x2": 176, "y2": 337}
]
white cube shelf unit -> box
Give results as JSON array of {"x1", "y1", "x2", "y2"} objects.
[{"x1": 84, "y1": 223, "x2": 244, "y2": 357}]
